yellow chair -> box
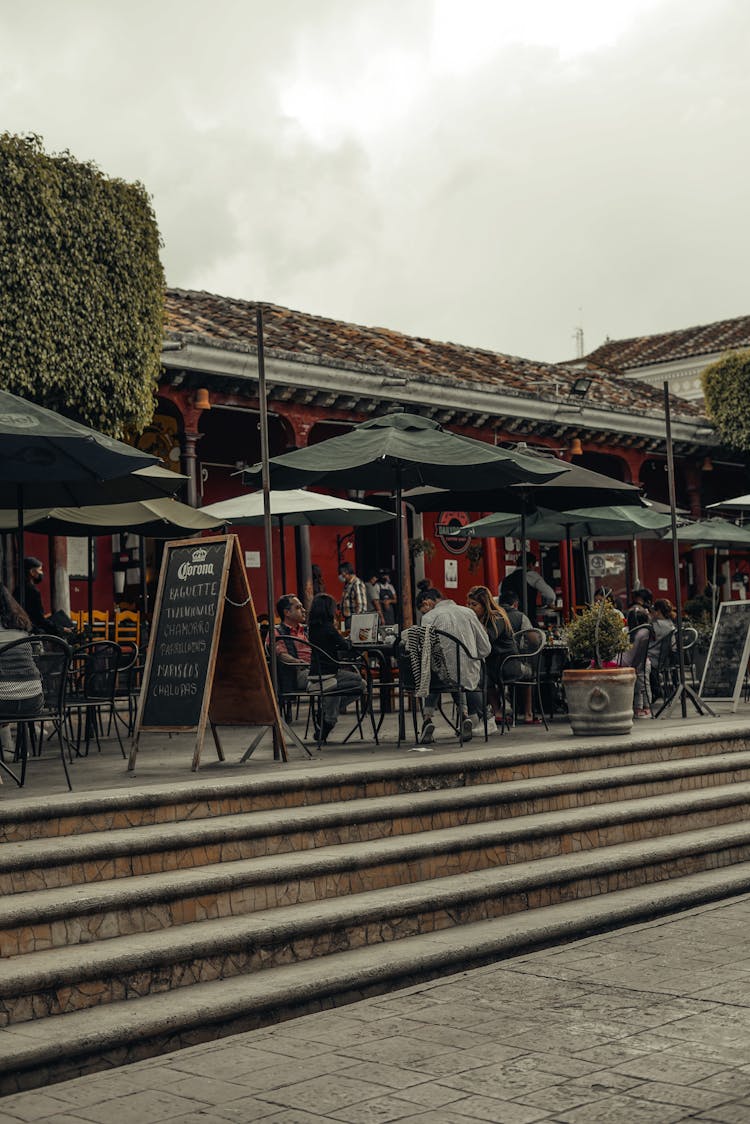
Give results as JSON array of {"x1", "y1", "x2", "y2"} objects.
[
  {"x1": 69, "y1": 610, "x2": 82, "y2": 631},
  {"x1": 80, "y1": 610, "x2": 110, "y2": 641},
  {"x1": 114, "y1": 610, "x2": 140, "y2": 648}
]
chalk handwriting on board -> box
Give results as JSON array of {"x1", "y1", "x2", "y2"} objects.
[{"x1": 699, "y1": 601, "x2": 750, "y2": 710}]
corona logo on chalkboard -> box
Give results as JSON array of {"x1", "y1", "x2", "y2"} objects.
[
  {"x1": 436, "y1": 511, "x2": 471, "y2": 555},
  {"x1": 177, "y1": 547, "x2": 214, "y2": 580}
]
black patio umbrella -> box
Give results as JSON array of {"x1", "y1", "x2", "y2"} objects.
[
  {"x1": 0, "y1": 389, "x2": 160, "y2": 601},
  {"x1": 404, "y1": 450, "x2": 640, "y2": 615},
  {"x1": 243, "y1": 412, "x2": 567, "y2": 622},
  {"x1": 404, "y1": 452, "x2": 641, "y2": 514}
]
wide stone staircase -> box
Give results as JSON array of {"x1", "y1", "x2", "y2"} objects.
[{"x1": 2, "y1": 723, "x2": 750, "y2": 1093}]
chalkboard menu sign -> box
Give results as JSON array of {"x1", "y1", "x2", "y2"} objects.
[
  {"x1": 141, "y1": 539, "x2": 226, "y2": 729},
  {"x1": 699, "y1": 601, "x2": 750, "y2": 711},
  {"x1": 129, "y1": 535, "x2": 283, "y2": 770}
]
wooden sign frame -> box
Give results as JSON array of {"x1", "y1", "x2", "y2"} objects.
[
  {"x1": 129, "y1": 534, "x2": 286, "y2": 770},
  {"x1": 699, "y1": 600, "x2": 750, "y2": 712}
]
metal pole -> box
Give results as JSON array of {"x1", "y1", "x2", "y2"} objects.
[
  {"x1": 520, "y1": 510, "x2": 528, "y2": 617},
  {"x1": 278, "y1": 514, "x2": 287, "y2": 594},
  {"x1": 16, "y1": 485, "x2": 24, "y2": 609},
  {"x1": 257, "y1": 308, "x2": 282, "y2": 758},
  {"x1": 664, "y1": 381, "x2": 688, "y2": 718}
]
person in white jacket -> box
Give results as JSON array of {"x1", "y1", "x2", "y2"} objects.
[{"x1": 415, "y1": 587, "x2": 492, "y2": 744}]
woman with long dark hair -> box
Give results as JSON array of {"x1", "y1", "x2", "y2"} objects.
[
  {"x1": 467, "y1": 584, "x2": 519, "y2": 724},
  {"x1": 306, "y1": 593, "x2": 364, "y2": 743}
]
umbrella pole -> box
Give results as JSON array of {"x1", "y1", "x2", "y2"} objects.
[
  {"x1": 520, "y1": 510, "x2": 528, "y2": 618},
  {"x1": 279, "y1": 515, "x2": 287, "y2": 594},
  {"x1": 140, "y1": 536, "x2": 148, "y2": 619},
  {"x1": 566, "y1": 526, "x2": 573, "y2": 621},
  {"x1": 657, "y1": 381, "x2": 713, "y2": 719},
  {"x1": 713, "y1": 547, "x2": 718, "y2": 623},
  {"x1": 16, "y1": 485, "x2": 24, "y2": 609},
  {"x1": 395, "y1": 467, "x2": 404, "y2": 629},
  {"x1": 88, "y1": 536, "x2": 94, "y2": 638}
]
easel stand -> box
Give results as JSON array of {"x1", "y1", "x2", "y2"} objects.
[
  {"x1": 655, "y1": 682, "x2": 715, "y2": 720},
  {"x1": 661, "y1": 382, "x2": 715, "y2": 723},
  {"x1": 130, "y1": 535, "x2": 303, "y2": 772}
]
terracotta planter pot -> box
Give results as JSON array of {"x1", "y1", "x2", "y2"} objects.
[{"x1": 562, "y1": 667, "x2": 636, "y2": 736}]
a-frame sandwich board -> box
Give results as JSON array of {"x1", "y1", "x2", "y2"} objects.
[{"x1": 128, "y1": 534, "x2": 288, "y2": 771}]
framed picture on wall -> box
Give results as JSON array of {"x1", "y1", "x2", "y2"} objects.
[{"x1": 67, "y1": 537, "x2": 96, "y2": 580}]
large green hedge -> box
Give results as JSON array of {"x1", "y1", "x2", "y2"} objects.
[
  {"x1": 0, "y1": 133, "x2": 164, "y2": 437},
  {"x1": 702, "y1": 349, "x2": 750, "y2": 453}
]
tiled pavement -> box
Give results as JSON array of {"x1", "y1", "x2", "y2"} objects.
[
  {"x1": 3, "y1": 709, "x2": 750, "y2": 1121},
  {"x1": 3, "y1": 892, "x2": 750, "y2": 1120}
]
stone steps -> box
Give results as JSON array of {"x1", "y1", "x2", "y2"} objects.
[
  {"x1": 1, "y1": 725, "x2": 749, "y2": 1094},
  {"x1": 2, "y1": 865, "x2": 750, "y2": 1095},
  {"x1": 2, "y1": 781, "x2": 750, "y2": 958},
  {"x1": 2, "y1": 819, "x2": 750, "y2": 1030},
  {"x1": 1, "y1": 727, "x2": 745, "y2": 842},
  {"x1": 3, "y1": 750, "x2": 750, "y2": 895}
]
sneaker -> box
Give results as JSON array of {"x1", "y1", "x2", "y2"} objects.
[
  {"x1": 485, "y1": 716, "x2": 498, "y2": 735},
  {"x1": 419, "y1": 718, "x2": 435, "y2": 745},
  {"x1": 461, "y1": 715, "x2": 474, "y2": 742}
]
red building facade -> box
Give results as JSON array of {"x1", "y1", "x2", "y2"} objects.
[{"x1": 30, "y1": 289, "x2": 747, "y2": 623}]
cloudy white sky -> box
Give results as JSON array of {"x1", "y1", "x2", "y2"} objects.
[{"x1": 1, "y1": 0, "x2": 748, "y2": 363}]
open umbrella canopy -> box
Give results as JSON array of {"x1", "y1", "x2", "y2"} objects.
[
  {"x1": 708, "y1": 493, "x2": 750, "y2": 512},
  {"x1": 243, "y1": 413, "x2": 568, "y2": 492},
  {"x1": 664, "y1": 517, "x2": 750, "y2": 547},
  {"x1": 12, "y1": 497, "x2": 222, "y2": 539},
  {"x1": 0, "y1": 389, "x2": 160, "y2": 506},
  {"x1": 404, "y1": 449, "x2": 640, "y2": 513},
  {"x1": 463, "y1": 504, "x2": 673, "y2": 541},
  {"x1": 201, "y1": 489, "x2": 396, "y2": 527}
]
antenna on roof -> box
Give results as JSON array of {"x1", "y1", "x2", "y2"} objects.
[{"x1": 574, "y1": 316, "x2": 585, "y2": 359}]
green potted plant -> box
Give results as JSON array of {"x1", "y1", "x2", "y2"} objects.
[{"x1": 562, "y1": 599, "x2": 635, "y2": 735}]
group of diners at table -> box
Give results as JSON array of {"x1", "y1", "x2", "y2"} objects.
[{"x1": 268, "y1": 555, "x2": 687, "y2": 746}]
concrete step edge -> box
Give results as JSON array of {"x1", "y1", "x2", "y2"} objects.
[
  {"x1": 2, "y1": 724, "x2": 748, "y2": 831},
  {"x1": 3, "y1": 820, "x2": 750, "y2": 993},
  {"x1": 4, "y1": 751, "x2": 750, "y2": 875},
  {"x1": 4, "y1": 781, "x2": 750, "y2": 929},
  {"x1": 3, "y1": 862, "x2": 750, "y2": 1077}
]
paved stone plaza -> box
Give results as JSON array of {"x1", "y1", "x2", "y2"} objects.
[
  {"x1": 3, "y1": 710, "x2": 750, "y2": 1122},
  {"x1": 1, "y1": 892, "x2": 750, "y2": 1122}
]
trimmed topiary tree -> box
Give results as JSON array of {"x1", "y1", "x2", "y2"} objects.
[
  {"x1": 702, "y1": 349, "x2": 750, "y2": 453},
  {"x1": 0, "y1": 133, "x2": 164, "y2": 437}
]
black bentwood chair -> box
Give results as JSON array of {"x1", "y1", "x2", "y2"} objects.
[
  {"x1": 66, "y1": 641, "x2": 125, "y2": 759},
  {"x1": 0, "y1": 635, "x2": 72, "y2": 790},
  {"x1": 398, "y1": 626, "x2": 488, "y2": 747}
]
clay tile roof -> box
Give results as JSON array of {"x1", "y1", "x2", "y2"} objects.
[
  {"x1": 164, "y1": 288, "x2": 704, "y2": 420},
  {"x1": 581, "y1": 314, "x2": 750, "y2": 372}
]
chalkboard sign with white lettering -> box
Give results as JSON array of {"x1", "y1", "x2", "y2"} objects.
[
  {"x1": 699, "y1": 601, "x2": 750, "y2": 711},
  {"x1": 141, "y1": 540, "x2": 226, "y2": 729},
  {"x1": 130, "y1": 535, "x2": 283, "y2": 770}
]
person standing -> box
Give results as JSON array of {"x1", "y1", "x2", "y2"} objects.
[
  {"x1": 15, "y1": 557, "x2": 47, "y2": 633},
  {"x1": 499, "y1": 552, "x2": 555, "y2": 626},
  {"x1": 365, "y1": 572, "x2": 384, "y2": 624},
  {"x1": 378, "y1": 571, "x2": 397, "y2": 626},
  {"x1": 338, "y1": 562, "x2": 367, "y2": 631}
]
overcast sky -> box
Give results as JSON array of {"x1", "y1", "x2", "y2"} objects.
[{"x1": 2, "y1": 0, "x2": 748, "y2": 363}]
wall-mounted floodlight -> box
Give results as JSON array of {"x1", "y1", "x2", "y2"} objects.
[{"x1": 569, "y1": 376, "x2": 593, "y2": 399}]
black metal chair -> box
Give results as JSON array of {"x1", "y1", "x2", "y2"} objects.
[
  {"x1": 0, "y1": 635, "x2": 72, "y2": 790},
  {"x1": 304, "y1": 641, "x2": 377, "y2": 749},
  {"x1": 108, "y1": 640, "x2": 141, "y2": 738},
  {"x1": 66, "y1": 641, "x2": 125, "y2": 758},
  {"x1": 499, "y1": 628, "x2": 547, "y2": 729},
  {"x1": 398, "y1": 626, "x2": 488, "y2": 747},
  {"x1": 537, "y1": 645, "x2": 570, "y2": 724}
]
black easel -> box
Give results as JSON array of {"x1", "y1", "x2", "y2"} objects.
[{"x1": 655, "y1": 382, "x2": 715, "y2": 719}]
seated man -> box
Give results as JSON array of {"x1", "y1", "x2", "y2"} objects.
[
  {"x1": 269, "y1": 594, "x2": 311, "y2": 694},
  {"x1": 414, "y1": 586, "x2": 492, "y2": 744}
]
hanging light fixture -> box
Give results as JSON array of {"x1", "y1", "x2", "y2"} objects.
[
  {"x1": 194, "y1": 387, "x2": 212, "y2": 411},
  {"x1": 569, "y1": 437, "x2": 583, "y2": 456}
]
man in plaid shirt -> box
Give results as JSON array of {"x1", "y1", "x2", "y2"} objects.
[{"x1": 338, "y1": 562, "x2": 368, "y2": 631}]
